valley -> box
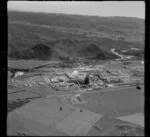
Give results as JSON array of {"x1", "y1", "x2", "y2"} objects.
[{"x1": 7, "y1": 10, "x2": 145, "y2": 136}]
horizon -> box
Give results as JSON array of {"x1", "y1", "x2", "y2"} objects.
[
  {"x1": 8, "y1": 9, "x2": 144, "y2": 20},
  {"x1": 7, "y1": 1, "x2": 145, "y2": 19}
]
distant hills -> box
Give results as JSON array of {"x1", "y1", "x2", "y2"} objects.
[{"x1": 8, "y1": 11, "x2": 145, "y2": 60}]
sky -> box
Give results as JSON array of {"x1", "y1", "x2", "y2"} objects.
[{"x1": 7, "y1": 1, "x2": 145, "y2": 19}]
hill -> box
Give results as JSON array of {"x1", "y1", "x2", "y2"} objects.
[{"x1": 8, "y1": 11, "x2": 145, "y2": 60}]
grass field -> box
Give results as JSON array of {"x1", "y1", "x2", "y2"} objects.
[
  {"x1": 88, "y1": 116, "x2": 144, "y2": 136},
  {"x1": 74, "y1": 86, "x2": 144, "y2": 117},
  {"x1": 8, "y1": 59, "x2": 60, "y2": 69},
  {"x1": 7, "y1": 96, "x2": 77, "y2": 136}
]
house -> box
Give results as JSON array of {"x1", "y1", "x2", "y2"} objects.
[
  {"x1": 14, "y1": 71, "x2": 24, "y2": 77},
  {"x1": 107, "y1": 84, "x2": 114, "y2": 87}
]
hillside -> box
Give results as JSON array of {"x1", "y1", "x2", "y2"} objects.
[{"x1": 8, "y1": 11, "x2": 145, "y2": 60}]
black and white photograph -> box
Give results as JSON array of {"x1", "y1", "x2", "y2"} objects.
[{"x1": 7, "y1": 1, "x2": 145, "y2": 136}]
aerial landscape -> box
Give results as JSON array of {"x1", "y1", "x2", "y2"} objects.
[{"x1": 7, "y1": 1, "x2": 145, "y2": 136}]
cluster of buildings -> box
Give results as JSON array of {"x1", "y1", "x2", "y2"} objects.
[
  {"x1": 8, "y1": 60, "x2": 144, "y2": 93},
  {"x1": 41, "y1": 67, "x2": 132, "y2": 91}
]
